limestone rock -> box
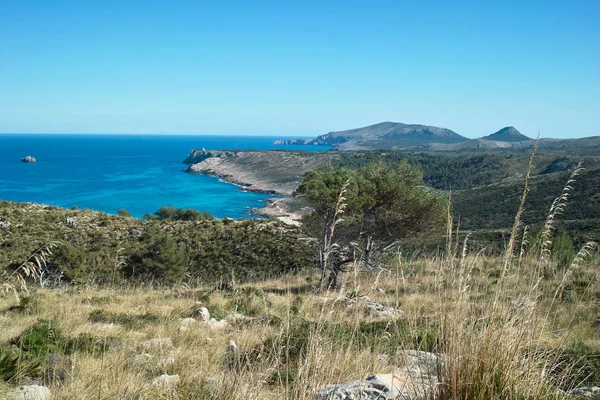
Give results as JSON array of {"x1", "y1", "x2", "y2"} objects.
[
  {"x1": 0, "y1": 221, "x2": 11, "y2": 229},
  {"x1": 152, "y1": 374, "x2": 180, "y2": 390},
  {"x1": 317, "y1": 350, "x2": 440, "y2": 400},
  {"x1": 203, "y1": 318, "x2": 229, "y2": 329},
  {"x1": 360, "y1": 296, "x2": 403, "y2": 319},
  {"x1": 227, "y1": 340, "x2": 239, "y2": 356},
  {"x1": 21, "y1": 156, "x2": 37, "y2": 163},
  {"x1": 177, "y1": 317, "x2": 197, "y2": 332},
  {"x1": 195, "y1": 307, "x2": 210, "y2": 321},
  {"x1": 315, "y1": 373, "x2": 435, "y2": 400},
  {"x1": 7, "y1": 385, "x2": 51, "y2": 399}
]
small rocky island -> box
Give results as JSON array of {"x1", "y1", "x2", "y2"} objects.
[{"x1": 21, "y1": 156, "x2": 37, "y2": 163}]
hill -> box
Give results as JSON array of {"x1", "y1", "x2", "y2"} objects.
[
  {"x1": 278, "y1": 122, "x2": 469, "y2": 150},
  {"x1": 481, "y1": 126, "x2": 532, "y2": 142},
  {"x1": 182, "y1": 148, "x2": 600, "y2": 242},
  {"x1": 0, "y1": 201, "x2": 312, "y2": 285}
]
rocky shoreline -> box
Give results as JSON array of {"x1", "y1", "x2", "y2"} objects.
[{"x1": 183, "y1": 149, "x2": 328, "y2": 224}]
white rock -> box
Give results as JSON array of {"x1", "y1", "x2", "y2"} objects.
[
  {"x1": 317, "y1": 350, "x2": 441, "y2": 400},
  {"x1": 177, "y1": 317, "x2": 197, "y2": 332},
  {"x1": 152, "y1": 374, "x2": 180, "y2": 390},
  {"x1": 141, "y1": 338, "x2": 174, "y2": 351},
  {"x1": 315, "y1": 373, "x2": 436, "y2": 400},
  {"x1": 360, "y1": 296, "x2": 403, "y2": 319},
  {"x1": 397, "y1": 350, "x2": 441, "y2": 377},
  {"x1": 227, "y1": 340, "x2": 238, "y2": 355},
  {"x1": 205, "y1": 337, "x2": 213, "y2": 345},
  {"x1": 203, "y1": 318, "x2": 229, "y2": 329},
  {"x1": 196, "y1": 307, "x2": 210, "y2": 321},
  {"x1": 7, "y1": 385, "x2": 51, "y2": 400}
]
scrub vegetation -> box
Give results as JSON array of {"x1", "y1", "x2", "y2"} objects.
[{"x1": 1, "y1": 155, "x2": 599, "y2": 399}]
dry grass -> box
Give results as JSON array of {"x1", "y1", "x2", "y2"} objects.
[{"x1": 0, "y1": 247, "x2": 598, "y2": 399}]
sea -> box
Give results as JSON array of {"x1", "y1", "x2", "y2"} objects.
[{"x1": 0, "y1": 134, "x2": 327, "y2": 219}]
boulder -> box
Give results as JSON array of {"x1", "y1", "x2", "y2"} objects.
[
  {"x1": 6, "y1": 385, "x2": 51, "y2": 399},
  {"x1": 203, "y1": 318, "x2": 229, "y2": 329},
  {"x1": 152, "y1": 374, "x2": 180, "y2": 390},
  {"x1": 316, "y1": 350, "x2": 440, "y2": 400},
  {"x1": 21, "y1": 156, "x2": 37, "y2": 163},
  {"x1": 360, "y1": 296, "x2": 403, "y2": 319},
  {"x1": 593, "y1": 319, "x2": 600, "y2": 329},
  {"x1": 315, "y1": 373, "x2": 435, "y2": 400},
  {"x1": 195, "y1": 307, "x2": 210, "y2": 321},
  {"x1": 227, "y1": 340, "x2": 239, "y2": 356}
]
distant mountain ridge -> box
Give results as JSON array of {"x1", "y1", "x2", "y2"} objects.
[
  {"x1": 277, "y1": 122, "x2": 469, "y2": 150},
  {"x1": 276, "y1": 121, "x2": 599, "y2": 152}
]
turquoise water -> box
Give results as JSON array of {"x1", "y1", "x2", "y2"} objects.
[{"x1": 0, "y1": 134, "x2": 326, "y2": 218}]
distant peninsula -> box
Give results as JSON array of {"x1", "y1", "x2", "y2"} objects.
[
  {"x1": 274, "y1": 122, "x2": 597, "y2": 151},
  {"x1": 276, "y1": 122, "x2": 469, "y2": 150}
]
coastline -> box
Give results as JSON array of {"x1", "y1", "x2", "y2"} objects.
[
  {"x1": 187, "y1": 167, "x2": 309, "y2": 225},
  {"x1": 183, "y1": 150, "x2": 325, "y2": 224}
]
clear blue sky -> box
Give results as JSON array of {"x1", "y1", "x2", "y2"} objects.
[{"x1": 1, "y1": 1, "x2": 598, "y2": 138}]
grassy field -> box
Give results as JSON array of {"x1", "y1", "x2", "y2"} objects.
[{"x1": 1, "y1": 245, "x2": 599, "y2": 399}]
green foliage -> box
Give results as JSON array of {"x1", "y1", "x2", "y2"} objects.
[
  {"x1": 0, "y1": 201, "x2": 313, "y2": 286},
  {"x1": 125, "y1": 229, "x2": 187, "y2": 284},
  {"x1": 552, "y1": 232, "x2": 576, "y2": 269},
  {"x1": 146, "y1": 205, "x2": 214, "y2": 221},
  {"x1": 50, "y1": 243, "x2": 87, "y2": 281},
  {"x1": 117, "y1": 209, "x2": 131, "y2": 217},
  {"x1": 0, "y1": 346, "x2": 40, "y2": 382},
  {"x1": 2, "y1": 319, "x2": 115, "y2": 383},
  {"x1": 453, "y1": 166, "x2": 600, "y2": 238},
  {"x1": 298, "y1": 160, "x2": 447, "y2": 253},
  {"x1": 13, "y1": 320, "x2": 64, "y2": 355}
]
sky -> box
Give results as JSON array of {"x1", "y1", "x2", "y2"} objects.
[{"x1": 0, "y1": 1, "x2": 598, "y2": 138}]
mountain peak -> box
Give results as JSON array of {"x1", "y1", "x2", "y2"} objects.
[{"x1": 482, "y1": 126, "x2": 532, "y2": 142}]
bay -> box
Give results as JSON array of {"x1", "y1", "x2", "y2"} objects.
[{"x1": 0, "y1": 134, "x2": 326, "y2": 218}]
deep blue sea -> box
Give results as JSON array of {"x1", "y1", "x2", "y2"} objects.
[{"x1": 0, "y1": 134, "x2": 326, "y2": 218}]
